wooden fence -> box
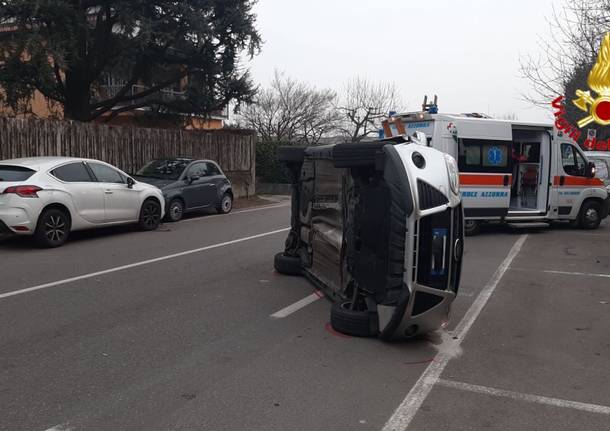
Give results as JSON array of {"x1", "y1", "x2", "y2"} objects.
[{"x1": 0, "y1": 117, "x2": 256, "y2": 197}]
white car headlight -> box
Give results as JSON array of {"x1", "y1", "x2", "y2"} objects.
[{"x1": 444, "y1": 154, "x2": 459, "y2": 195}]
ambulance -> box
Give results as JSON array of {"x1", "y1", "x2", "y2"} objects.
[{"x1": 382, "y1": 102, "x2": 609, "y2": 235}]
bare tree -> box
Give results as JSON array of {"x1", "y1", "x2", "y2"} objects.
[
  {"x1": 337, "y1": 77, "x2": 402, "y2": 142},
  {"x1": 239, "y1": 71, "x2": 339, "y2": 144},
  {"x1": 520, "y1": 0, "x2": 610, "y2": 106}
]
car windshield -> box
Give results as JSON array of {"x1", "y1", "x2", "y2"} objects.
[{"x1": 136, "y1": 159, "x2": 191, "y2": 180}]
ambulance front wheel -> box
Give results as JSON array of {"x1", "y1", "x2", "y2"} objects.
[
  {"x1": 578, "y1": 201, "x2": 602, "y2": 230},
  {"x1": 464, "y1": 220, "x2": 480, "y2": 236}
]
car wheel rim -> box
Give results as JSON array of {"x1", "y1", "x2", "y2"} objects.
[
  {"x1": 45, "y1": 215, "x2": 66, "y2": 242},
  {"x1": 171, "y1": 203, "x2": 183, "y2": 220},
  {"x1": 222, "y1": 196, "x2": 232, "y2": 212},
  {"x1": 585, "y1": 208, "x2": 598, "y2": 223},
  {"x1": 143, "y1": 203, "x2": 160, "y2": 228}
]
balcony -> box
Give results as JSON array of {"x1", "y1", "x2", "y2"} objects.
[{"x1": 94, "y1": 84, "x2": 187, "y2": 106}]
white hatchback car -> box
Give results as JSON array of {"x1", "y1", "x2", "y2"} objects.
[{"x1": 0, "y1": 157, "x2": 165, "y2": 247}]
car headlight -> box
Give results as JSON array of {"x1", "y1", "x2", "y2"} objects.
[{"x1": 444, "y1": 154, "x2": 459, "y2": 195}]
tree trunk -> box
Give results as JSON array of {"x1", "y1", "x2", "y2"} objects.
[{"x1": 63, "y1": 68, "x2": 92, "y2": 121}]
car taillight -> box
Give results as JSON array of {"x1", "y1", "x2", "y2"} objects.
[{"x1": 2, "y1": 185, "x2": 42, "y2": 198}]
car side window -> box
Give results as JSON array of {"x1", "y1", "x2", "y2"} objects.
[
  {"x1": 186, "y1": 163, "x2": 207, "y2": 178},
  {"x1": 89, "y1": 163, "x2": 125, "y2": 184},
  {"x1": 204, "y1": 162, "x2": 221, "y2": 176},
  {"x1": 561, "y1": 144, "x2": 586, "y2": 176},
  {"x1": 52, "y1": 162, "x2": 94, "y2": 182}
]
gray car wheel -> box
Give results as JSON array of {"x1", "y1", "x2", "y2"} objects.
[
  {"x1": 34, "y1": 208, "x2": 71, "y2": 248},
  {"x1": 166, "y1": 199, "x2": 184, "y2": 222},
  {"x1": 217, "y1": 193, "x2": 233, "y2": 214},
  {"x1": 139, "y1": 199, "x2": 162, "y2": 231}
]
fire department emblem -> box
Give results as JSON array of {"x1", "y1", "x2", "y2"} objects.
[{"x1": 573, "y1": 33, "x2": 610, "y2": 127}]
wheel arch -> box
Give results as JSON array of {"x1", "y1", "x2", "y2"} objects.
[{"x1": 41, "y1": 202, "x2": 72, "y2": 224}]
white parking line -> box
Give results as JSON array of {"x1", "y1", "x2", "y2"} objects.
[
  {"x1": 181, "y1": 203, "x2": 289, "y2": 222},
  {"x1": 271, "y1": 291, "x2": 323, "y2": 318},
  {"x1": 0, "y1": 228, "x2": 290, "y2": 301},
  {"x1": 437, "y1": 379, "x2": 610, "y2": 415},
  {"x1": 543, "y1": 270, "x2": 610, "y2": 278},
  {"x1": 44, "y1": 424, "x2": 72, "y2": 431},
  {"x1": 381, "y1": 235, "x2": 528, "y2": 431}
]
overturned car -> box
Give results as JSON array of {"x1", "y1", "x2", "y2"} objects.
[{"x1": 274, "y1": 134, "x2": 464, "y2": 340}]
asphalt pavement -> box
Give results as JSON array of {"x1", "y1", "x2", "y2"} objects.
[{"x1": 0, "y1": 204, "x2": 608, "y2": 431}]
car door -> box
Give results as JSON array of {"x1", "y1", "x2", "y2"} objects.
[
  {"x1": 182, "y1": 162, "x2": 215, "y2": 209},
  {"x1": 87, "y1": 162, "x2": 141, "y2": 222},
  {"x1": 201, "y1": 162, "x2": 224, "y2": 205},
  {"x1": 50, "y1": 162, "x2": 106, "y2": 224},
  {"x1": 554, "y1": 143, "x2": 589, "y2": 218}
]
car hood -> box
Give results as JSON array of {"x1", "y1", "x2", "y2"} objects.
[{"x1": 133, "y1": 176, "x2": 177, "y2": 189}]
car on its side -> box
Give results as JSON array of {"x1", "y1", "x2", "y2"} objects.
[
  {"x1": 133, "y1": 158, "x2": 233, "y2": 222},
  {"x1": 274, "y1": 134, "x2": 464, "y2": 340},
  {"x1": 0, "y1": 157, "x2": 165, "y2": 247}
]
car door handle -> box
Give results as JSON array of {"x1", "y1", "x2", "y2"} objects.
[{"x1": 105, "y1": 190, "x2": 114, "y2": 194}]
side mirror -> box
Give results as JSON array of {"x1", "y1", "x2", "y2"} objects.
[
  {"x1": 189, "y1": 175, "x2": 200, "y2": 183},
  {"x1": 586, "y1": 161, "x2": 596, "y2": 178},
  {"x1": 127, "y1": 177, "x2": 135, "y2": 189}
]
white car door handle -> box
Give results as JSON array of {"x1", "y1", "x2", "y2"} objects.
[{"x1": 105, "y1": 190, "x2": 114, "y2": 194}]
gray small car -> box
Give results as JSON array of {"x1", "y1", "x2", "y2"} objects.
[
  {"x1": 134, "y1": 158, "x2": 233, "y2": 222},
  {"x1": 274, "y1": 135, "x2": 464, "y2": 340}
]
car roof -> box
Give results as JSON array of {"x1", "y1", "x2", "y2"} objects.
[{"x1": 0, "y1": 156, "x2": 102, "y2": 171}]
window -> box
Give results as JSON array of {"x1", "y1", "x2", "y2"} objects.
[
  {"x1": 136, "y1": 159, "x2": 190, "y2": 181},
  {"x1": 52, "y1": 163, "x2": 93, "y2": 182},
  {"x1": 458, "y1": 139, "x2": 511, "y2": 173},
  {"x1": 186, "y1": 163, "x2": 207, "y2": 178},
  {"x1": 204, "y1": 162, "x2": 221, "y2": 176},
  {"x1": 593, "y1": 159, "x2": 609, "y2": 180},
  {"x1": 89, "y1": 163, "x2": 125, "y2": 184},
  {"x1": 561, "y1": 144, "x2": 586, "y2": 177},
  {"x1": 0, "y1": 166, "x2": 35, "y2": 181}
]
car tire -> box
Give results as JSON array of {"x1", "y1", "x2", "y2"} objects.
[
  {"x1": 34, "y1": 208, "x2": 71, "y2": 248},
  {"x1": 216, "y1": 193, "x2": 233, "y2": 214},
  {"x1": 464, "y1": 220, "x2": 480, "y2": 236},
  {"x1": 274, "y1": 252, "x2": 302, "y2": 276},
  {"x1": 332, "y1": 142, "x2": 386, "y2": 168},
  {"x1": 278, "y1": 146, "x2": 306, "y2": 163},
  {"x1": 166, "y1": 199, "x2": 184, "y2": 222},
  {"x1": 578, "y1": 201, "x2": 602, "y2": 229},
  {"x1": 139, "y1": 199, "x2": 162, "y2": 231},
  {"x1": 330, "y1": 301, "x2": 378, "y2": 337}
]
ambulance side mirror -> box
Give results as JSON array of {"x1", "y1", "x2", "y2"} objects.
[{"x1": 586, "y1": 161, "x2": 596, "y2": 178}]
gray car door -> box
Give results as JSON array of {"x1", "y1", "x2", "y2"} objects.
[{"x1": 183, "y1": 162, "x2": 216, "y2": 209}]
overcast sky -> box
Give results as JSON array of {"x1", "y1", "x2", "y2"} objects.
[{"x1": 247, "y1": 0, "x2": 560, "y2": 123}]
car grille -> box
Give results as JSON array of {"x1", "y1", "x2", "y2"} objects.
[{"x1": 417, "y1": 179, "x2": 449, "y2": 211}]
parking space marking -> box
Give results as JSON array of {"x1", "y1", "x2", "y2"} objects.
[
  {"x1": 0, "y1": 228, "x2": 289, "y2": 301},
  {"x1": 270, "y1": 291, "x2": 323, "y2": 318},
  {"x1": 381, "y1": 235, "x2": 528, "y2": 431},
  {"x1": 437, "y1": 379, "x2": 610, "y2": 415},
  {"x1": 543, "y1": 270, "x2": 610, "y2": 278},
  {"x1": 44, "y1": 424, "x2": 72, "y2": 431},
  {"x1": 181, "y1": 203, "x2": 289, "y2": 223}
]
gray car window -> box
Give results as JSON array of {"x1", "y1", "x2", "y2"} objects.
[
  {"x1": 52, "y1": 162, "x2": 93, "y2": 182},
  {"x1": 593, "y1": 159, "x2": 609, "y2": 180},
  {"x1": 89, "y1": 163, "x2": 125, "y2": 184},
  {"x1": 186, "y1": 163, "x2": 207, "y2": 178},
  {"x1": 205, "y1": 162, "x2": 221, "y2": 176}
]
